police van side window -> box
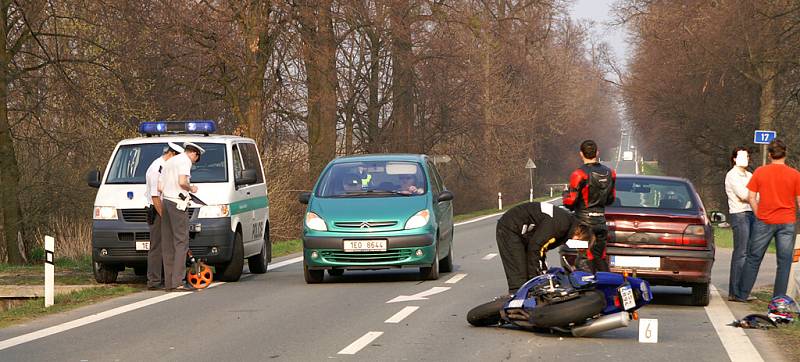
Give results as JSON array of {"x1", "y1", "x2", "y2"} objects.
[
  {"x1": 239, "y1": 143, "x2": 264, "y2": 184},
  {"x1": 426, "y1": 161, "x2": 442, "y2": 194},
  {"x1": 232, "y1": 144, "x2": 244, "y2": 176}
]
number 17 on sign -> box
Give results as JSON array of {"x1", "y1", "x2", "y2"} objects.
[{"x1": 639, "y1": 318, "x2": 658, "y2": 343}]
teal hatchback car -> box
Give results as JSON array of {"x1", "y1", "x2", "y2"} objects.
[{"x1": 298, "y1": 154, "x2": 454, "y2": 283}]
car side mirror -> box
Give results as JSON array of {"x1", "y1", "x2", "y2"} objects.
[
  {"x1": 87, "y1": 169, "x2": 101, "y2": 188},
  {"x1": 298, "y1": 191, "x2": 311, "y2": 205},
  {"x1": 709, "y1": 211, "x2": 727, "y2": 224},
  {"x1": 437, "y1": 190, "x2": 454, "y2": 202},
  {"x1": 235, "y1": 169, "x2": 257, "y2": 186}
]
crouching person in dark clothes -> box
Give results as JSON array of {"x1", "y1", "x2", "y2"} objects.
[{"x1": 496, "y1": 201, "x2": 594, "y2": 294}]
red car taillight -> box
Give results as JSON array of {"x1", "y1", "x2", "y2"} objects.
[
  {"x1": 657, "y1": 225, "x2": 707, "y2": 246},
  {"x1": 682, "y1": 225, "x2": 707, "y2": 246}
]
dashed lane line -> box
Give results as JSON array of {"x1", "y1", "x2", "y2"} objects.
[
  {"x1": 482, "y1": 253, "x2": 498, "y2": 260},
  {"x1": 445, "y1": 273, "x2": 468, "y2": 284},
  {"x1": 384, "y1": 306, "x2": 420, "y2": 324},
  {"x1": 337, "y1": 331, "x2": 383, "y2": 355}
]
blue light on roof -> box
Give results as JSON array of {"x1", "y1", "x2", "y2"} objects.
[{"x1": 139, "y1": 120, "x2": 217, "y2": 136}]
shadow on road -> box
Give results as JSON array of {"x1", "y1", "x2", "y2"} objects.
[
  {"x1": 322, "y1": 268, "x2": 462, "y2": 284},
  {"x1": 648, "y1": 286, "x2": 696, "y2": 306}
]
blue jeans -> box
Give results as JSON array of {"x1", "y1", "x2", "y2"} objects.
[
  {"x1": 737, "y1": 219, "x2": 796, "y2": 299},
  {"x1": 728, "y1": 211, "x2": 753, "y2": 298}
]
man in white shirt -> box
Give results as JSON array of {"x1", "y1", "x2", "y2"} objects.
[
  {"x1": 144, "y1": 142, "x2": 183, "y2": 290},
  {"x1": 725, "y1": 147, "x2": 754, "y2": 301},
  {"x1": 160, "y1": 142, "x2": 204, "y2": 291}
]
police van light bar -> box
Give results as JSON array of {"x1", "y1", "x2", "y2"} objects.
[{"x1": 139, "y1": 120, "x2": 217, "y2": 136}]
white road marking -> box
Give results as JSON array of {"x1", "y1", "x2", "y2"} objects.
[
  {"x1": 445, "y1": 273, "x2": 467, "y2": 284},
  {"x1": 384, "y1": 306, "x2": 419, "y2": 324},
  {"x1": 0, "y1": 292, "x2": 191, "y2": 352},
  {"x1": 704, "y1": 285, "x2": 764, "y2": 362},
  {"x1": 268, "y1": 256, "x2": 303, "y2": 270},
  {"x1": 482, "y1": 253, "x2": 498, "y2": 260},
  {"x1": 0, "y1": 257, "x2": 302, "y2": 352},
  {"x1": 337, "y1": 331, "x2": 383, "y2": 355},
  {"x1": 453, "y1": 197, "x2": 560, "y2": 227},
  {"x1": 387, "y1": 286, "x2": 451, "y2": 303}
]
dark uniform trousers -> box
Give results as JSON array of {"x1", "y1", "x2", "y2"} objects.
[
  {"x1": 146, "y1": 212, "x2": 163, "y2": 288},
  {"x1": 161, "y1": 199, "x2": 189, "y2": 289},
  {"x1": 496, "y1": 224, "x2": 547, "y2": 293}
]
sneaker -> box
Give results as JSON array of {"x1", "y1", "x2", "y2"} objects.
[
  {"x1": 147, "y1": 284, "x2": 164, "y2": 291},
  {"x1": 173, "y1": 283, "x2": 198, "y2": 292}
]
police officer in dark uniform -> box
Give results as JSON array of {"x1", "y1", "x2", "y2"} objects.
[
  {"x1": 563, "y1": 139, "x2": 616, "y2": 273},
  {"x1": 496, "y1": 201, "x2": 593, "y2": 293}
]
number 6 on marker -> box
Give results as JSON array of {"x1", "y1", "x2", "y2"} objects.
[{"x1": 639, "y1": 319, "x2": 658, "y2": 343}]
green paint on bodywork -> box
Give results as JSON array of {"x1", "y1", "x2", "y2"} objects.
[{"x1": 230, "y1": 196, "x2": 268, "y2": 215}]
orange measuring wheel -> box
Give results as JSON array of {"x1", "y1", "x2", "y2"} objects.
[{"x1": 187, "y1": 262, "x2": 213, "y2": 289}]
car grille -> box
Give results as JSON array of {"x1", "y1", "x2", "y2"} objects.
[
  {"x1": 118, "y1": 232, "x2": 151, "y2": 241},
  {"x1": 334, "y1": 221, "x2": 398, "y2": 228},
  {"x1": 121, "y1": 208, "x2": 197, "y2": 223},
  {"x1": 320, "y1": 249, "x2": 413, "y2": 264},
  {"x1": 106, "y1": 246, "x2": 208, "y2": 257}
]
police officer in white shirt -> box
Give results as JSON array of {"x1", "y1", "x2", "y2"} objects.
[
  {"x1": 725, "y1": 147, "x2": 754, "y2": 301},
  {"x1": 160, "y1": 142, "x2": 204, "y2": 291},
  {"x1": 144, "y1": 142, "x2": 183, "y2": 290}
]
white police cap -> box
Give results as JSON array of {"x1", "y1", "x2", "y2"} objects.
[
  {"x1": 183, "y1": 142, "x2": 206, "y2": 155},
  {"x1": 165, "y1": 142, "x2": 184, "y2": 154}
]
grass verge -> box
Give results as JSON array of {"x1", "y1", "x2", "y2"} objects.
[
  {"x1": 749, "y1": 289, "x2": 800, "y2": 360},
  {"x1": 640, "y1": 161, "x2": 664, "y2": 176},
  {"x1": 272, "y1": 239, "x2": 302, "y2": 258},
  {"x1": 713, "y1": 226, "x2": 775, "y2": 253},
  {"x1": 0, "y1": 285, "x2": 142, "y2": 329}
]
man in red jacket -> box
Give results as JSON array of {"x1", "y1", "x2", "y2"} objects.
[{"x1": 563, "y1": 140, "x2": 616, "y2": 273}]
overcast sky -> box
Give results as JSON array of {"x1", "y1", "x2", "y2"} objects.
[{"x1": 569, "y1": 0, "x2": 630, "y2": 67}]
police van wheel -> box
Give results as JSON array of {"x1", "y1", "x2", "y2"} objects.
[
  {"x1": 133, "y1": 266, "x2": 146, "y2": 276},
  {"x1": 93, "y1": 262, "x2": 119, "y2": 284},
  {"x1": 248, "y1": 241, "x2": 269, "y2": 274},
  {"x1": 439, "y1": 242, "x2": 454, "y2": 273},
  {"x1": 217, "y1": 232, "x2": 244, "y2": 282},
  {"x1": 420, "y1": 245, "x2": 440, "y2": 280}
]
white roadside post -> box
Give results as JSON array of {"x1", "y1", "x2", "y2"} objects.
[
  {"x1": 787, "y1": 234, "x2": 800, "y2": 300},
  {"x1": 525, "y1": 158, "x2": 536, "y2": 202},
  {"x1": 498, "y1": 192, "x2": 502, "y2": 210},
  {"x1": 44, "y1": 235, "x2": 55, "y2": 308}
]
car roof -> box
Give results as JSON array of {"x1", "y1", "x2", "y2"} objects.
[
  {"x1": 332, "y1": 153, "x2": 428, "y2": 163},
  {"x1": 117, "y1": 134, "x2": 254, "y2": 146},
  {"x1": 616, "y1": 174, "x2": 692, "y2": 184}
]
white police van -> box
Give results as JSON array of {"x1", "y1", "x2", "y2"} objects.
[{"x1": 87, "y1": 121, "x2": 270, "y2": 283}]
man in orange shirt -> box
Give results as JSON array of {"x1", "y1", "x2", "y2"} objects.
[{"x1": 735, "y1": 139, "x2": 800, "y2": 301}]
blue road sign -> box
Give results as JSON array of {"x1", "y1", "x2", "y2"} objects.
[{"x1": 754, "y1": 130, "x2": 776, "y2": 144}]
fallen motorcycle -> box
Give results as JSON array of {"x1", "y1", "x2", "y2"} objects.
[{"x1": 467, "y1": 240, "x2": 652, "y2": 337}]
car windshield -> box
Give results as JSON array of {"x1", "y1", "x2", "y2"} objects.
[
  {"x1": 316, "y1": 161, "x2": 427, "y2": 198},
  {"x1": 613, "y1": 178, "x2": 696, "y2": 210},
  {"x1": 105, "y1": 143, "x2": 228, "y2": 184}
]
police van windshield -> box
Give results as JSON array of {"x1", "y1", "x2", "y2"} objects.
[
  {"x1": 105, "y1": 143, "x2": 228, "y2": 184},
  {"x1": 316, "y1": 161, "x2": 427, "y2": 197}
]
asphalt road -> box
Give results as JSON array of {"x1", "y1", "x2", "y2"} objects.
[{"x1": 0, "y1": 204, "x2": 785, "y2": 361}]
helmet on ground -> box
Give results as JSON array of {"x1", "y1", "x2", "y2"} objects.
[{"x1": 767, "y1": 295, "x2": 799, "y2": 323}]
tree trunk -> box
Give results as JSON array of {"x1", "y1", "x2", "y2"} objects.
[
  {"x1": 300, "y1": 0, "x2": 338, "y2": 178},
  {"x1": 0, "y1": 5, "x2": 24, "y2": 264},
  {"x1": 757, "y1": 62, "x2": 777, "y2": 131},
  {"x1": 389, "y1": 1, "x2": 415, "y2": 153},
  {"x1": 365, "y1": 28, "x2": 381, "y2": 153}
]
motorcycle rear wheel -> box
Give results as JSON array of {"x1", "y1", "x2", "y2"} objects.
[
  {"x1": 467, "y1": 296, "x2": 512, "y2": 326},
  {"x1": 530, "y1": 290, "x2": 606, "y2": 328}
]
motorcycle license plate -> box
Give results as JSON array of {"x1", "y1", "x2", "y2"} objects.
[
  {"x1": 619, "y1": 285, "x2": 636, "y2": 310},
  {"x1": 343, "y1": 239, "x2": 387, "y2": 252},
  {"x1": 135, "y1": 241, "x2": 150, "y2": 251}
]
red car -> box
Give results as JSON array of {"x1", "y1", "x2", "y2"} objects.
[{"x1": 560, "y1": 175, "x2": 715, "y2": 306}]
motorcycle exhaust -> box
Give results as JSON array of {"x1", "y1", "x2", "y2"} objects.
[{"x1": 571, "y1": 312, "x2": 631, "y2": 337}]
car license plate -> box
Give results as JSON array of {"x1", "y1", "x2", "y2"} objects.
[
  {"x1": 619, "y1": 285, "x2": 636, "y2": 310},
  {"x1": 343, "y1": 239, "x2": 387, "y2": 252},
  {"x1": 611, "y1": 256, "x2": 660, "y2": 269},
  {"x1": 135, "y1": 241, "x2": 150, "y2": 251}
]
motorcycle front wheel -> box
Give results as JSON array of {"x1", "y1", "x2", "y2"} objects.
[{"x1": 467, "y1": 296, "x2": 512, "y2": 326}]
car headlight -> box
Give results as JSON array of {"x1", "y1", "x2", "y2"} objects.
[
  {"x1": 305, "y1": 212, "x2": 328, "y2": 231},
  {"x1": 405, "y1": 210, "x2": 430, "y2": 230},
  {"x1": 198, "y1": 205, "x2": 230, "y2": 218},
  {"x1": 93, "y1": 206, "x2": 118, "y2": 220}
]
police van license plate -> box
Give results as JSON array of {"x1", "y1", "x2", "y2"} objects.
[
  {"x1": 135, "y1": 241, "x2": 150, "y2": 251},
  {"x1": 344, "y1": 240, "x2": 387, "y2": 252},
  {"x1": 619, "y1": 285, "x2": 636, "y2": 310}
]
